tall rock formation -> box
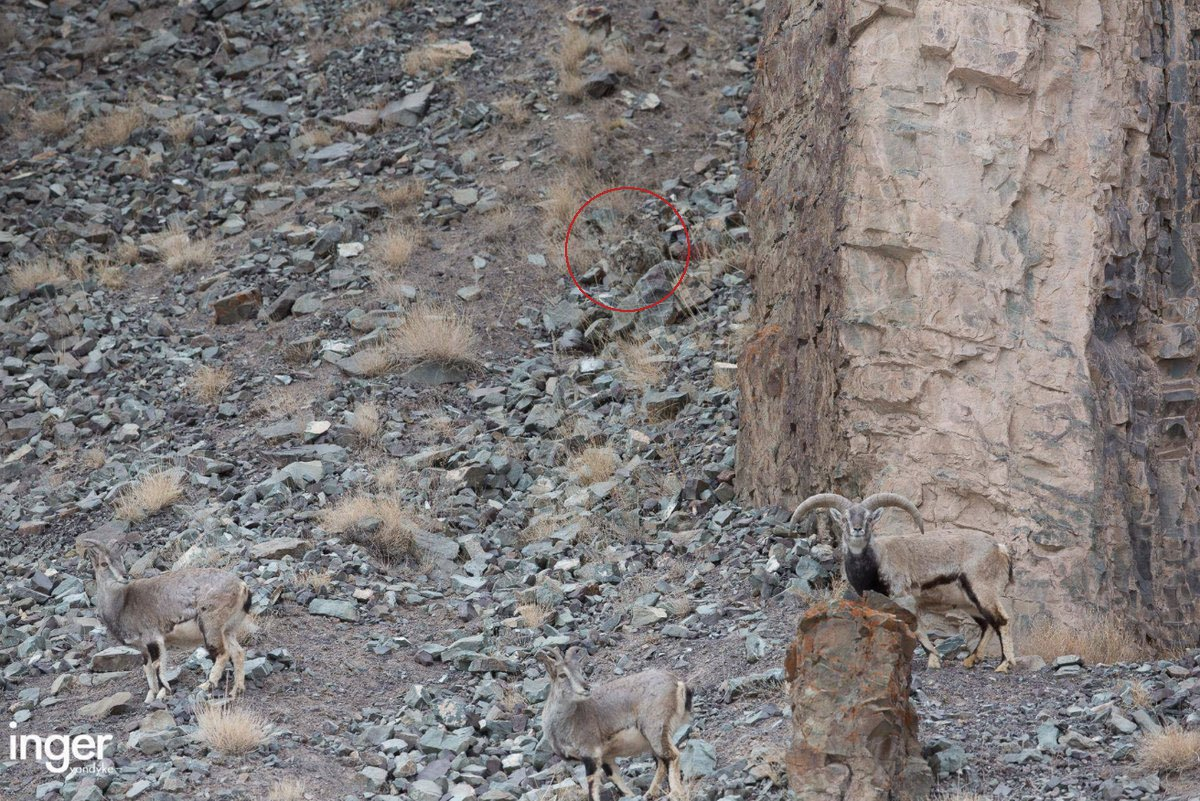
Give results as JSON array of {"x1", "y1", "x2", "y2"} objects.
[
  {"x1": 738, "y1": 0, "x2": 1200, "y2": 641},
  {"x1": 784, "y1": 594, "x2": 933, "y2": 800}
]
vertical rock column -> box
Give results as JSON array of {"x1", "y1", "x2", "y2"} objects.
[
  {"x1": 740, "y1": 0, "x2": 1200, "y2": 640},
  {"x1": 784, "y1": 595, "x2": 933, "y2": 801}
]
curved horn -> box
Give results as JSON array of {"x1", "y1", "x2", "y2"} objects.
[
  {"x1": 861, "y1": 493, "x2": 925, "y2": 533},
  {"x1": 789, "y1": 493, "x2": 853, "y2": 524}
]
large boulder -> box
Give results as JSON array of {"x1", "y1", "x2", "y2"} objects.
[{"x1": 784, "y1": 593, "x2": 932, "y2": 801}]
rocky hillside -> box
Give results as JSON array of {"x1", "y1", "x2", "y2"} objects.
[{"x1": 1, "y1": 1, "x2": 1199, "y2": 801}]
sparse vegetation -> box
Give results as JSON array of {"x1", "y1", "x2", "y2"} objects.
[
  {"x1": 602, "y1": 42, "x2": 635, "y2": 75},
  {"x1": 517, "y1": 602, "x2": 554, "y2": 628},
  {"x1": 167, "y1": 115, "x2": 195, "y2": 145},
  {"x1": 557, "y1": 122, "x2": 593, "y2": 167},
  {"x1": 8, "y1": 257, "x2": 68, "y2": 292},
  {"x1": 113, "y1": 469, "x2": 184, "y2": 522},
  {"x1": 81, "y1": 106, "x2": 145, "y2": 149},
  {"x1": 320, "y1": 493, "x2": 425, "y2": 562},
  {"x1": 155, "y1": 223, "x2": 215, "y2": 272},
  {"x1": 188, "y1": 365, "x2": 234, "y2": 405},
  {"x1": 388, "y1": 304, "x2": 478, "y2": 366},
  {"x1": 1137, "y1": 724, "x2": 1200, "y2": 775},
  {"x1": 542, "y1": 174, "x2": 583, "y2": 231},
  {"x1": 495, "y1": 94, "x2": 530, "y2": 127},
  {"x1": 195, "y1": 703, "x2": 270, "y2": 755},
  {"x1": 569, "y1": 445, "x2": 618, "y2": 483},
  {"x1": 267, "y1": 779, "x2": 308, "y2": 801},
  {"x1": 404, "y1": 41, "x2": 473, "y2": 75},
  {"x1": 30, "y1": 107, "x2": 71, "y2": 139},
  {"x1": 379, "y1": 178, "x2": 426, "y2": 212},
  {"x1": 1020, "y1": 610, "x2": 1146, "y2": 665},
  {"x1": 351, "y1": 401, "x2": 383, "y2": 443},
  {"x1": 372, "y1": 226, "x2": 420, "y2": 272},
  {"x1": 295, "y1": 125, "x2": 334, "y2": 149},
  {"x1": 615, "y1": 338, "x2": 665, "y2": 388}
]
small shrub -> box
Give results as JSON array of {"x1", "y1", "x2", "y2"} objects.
[
  {"x1": 189, "y1": 365, "x2": 233, "y2": 405},
  {"x1": 516, "y1": 602, "x2": 553, "y2": 628},
  {"x1": 494, "y1": 95, "x2": 530, "y2": 127},
  {"x1": 388, "y1": 304, "x2": 478, "y2": 366},
  {"x1": 379, "y1": 179, "x2": 425, "y2": 211},
  {"x1": 113, "y1": 469, "x2": 184, "y2": 522},
  {"x1": 195, "y1": 703, "x2": 270, "y2": 755},
  {"x1": 1137, "y1": 724, "x2": 1200, "y2": 774},
  {"x1": 351, "y1": 401, "x2": 383, "y2": 443},
  {"x1": 156, "y1": 224, "x2": 214, "y2": 272},
  {"x1": 8, "y1": 257, "x2": 68, "y2": 292},
  {"x1": 320, "y1": 493, "x2": 422, "y2": 562},
  {"x1": 557, "y1": 123, "x2": 593, "y2": 167},
  {"x1": 569, "y1": 446, "x2": 618, "y2": 483},
  {"x1": 372, "y1": 226, "x2": 419, "y2": 272},
  {"x1": 1019, "y1": 610, "x2": 1146, "y2": 665},
  {"x1": 30, "y1": 108, "x2": 71, "y2": 138},
  {"x1": 81, "y1": 107, "x2": 145, "y2": 149},
  {"x1": 268, "y1": 779, "x2": 308, "y2": 801},
  {"x1": 166, "y1": 115, "x2": 195, "y2": 145},
  {"x1": 615, "y1": 339, "x2": 665, "y2": 388},
  {"x1": 542, "y1": 175, "x2": 583, "y2": 231}
]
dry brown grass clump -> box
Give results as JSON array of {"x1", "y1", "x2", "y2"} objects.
[
  {"x1": 267, "y1": 779, "x2": 308, "y2": 801},
  {"x1": 517, "y1": 602, "x2": 554, "y2": 628},
  {"x1": 295, "y1": 126, "x2": 334, "y2": 149},
  {"x1": 30, "y1": 107, "x2": 72, "y2": 138},
  {"x1": 558, "y1": 72, "x2": 587, "y2": 102},
  {"x1": 557, "y1": 27, "x2": 593, "y2": 74},
  {"x1": 404, "y1": 41, "x2": 473, "y2": 75},
  {"x1": 320, "y1": 493, "x2": 423, "y2": 562},
  {"x1": 8, "y1": 257, "x2": 69, "y2": 292},
  {"x1": 569, "y1": 446, "x2": 618, "y2": 483},
  {"x1": 81, "y1": 106, "x2": 145, "y2": 149},
  {"x1": 349, "y1": 344, "x2": 398, "y2": 377},
  {"x1": 189, "y1": 365, "x2": 234, "y2": 405},
  {"x1": 372, "y1": 226, "x2": 420, "y2": 272},
  {"x1": 615, "y1": 339, "x2": 665, "y2": 388},
  {"x1": 167, "y1": 115, "x2": 195, "y2": 145},
  {"x1": 379, "y1": 178, "x2": 426, "y2": 211},
  {"x1": 602, "y1": 42, "x2": 635, "y2": 75},
  {"x1": 155, "y1": 223, "x2": 215, "y2": 272},
  {"x1": 351, "y1": 401, "x2": 383, "y2": 443},
  {"x1": 1020, "y1": 610, "x2": 1146, "y2": 665},
  {"x1": 389, "y1": 304, "x2": 478, "y2": 366},
  {"x1": 113, "y1": 469, "x2": 184, "y2": 522},
  {"x1": 542, "y1": 174, "x2": 584, "y2": 231},
  {"x1": 195, "y1": 703, "x2": 270, "y2": 755},
  {"x1": 557, "y1": 123, "x2": 593, "y2": 168},
  {"x1": 494, "y1": 95, "x2": 530, "y2": 127},
  {"x1": 1137, "y1": 724, "x2": 1200, "y2": 775}
]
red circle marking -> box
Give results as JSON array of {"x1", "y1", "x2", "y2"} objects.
[{"x1": 563, "y1": 186, "x2": 691, "y2": 313}]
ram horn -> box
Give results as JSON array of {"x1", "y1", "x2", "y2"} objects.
[
  {"x1": 789, "y1": 493, "x2": 853, "y2": 524},
  {"x1": 861, "y1": 492, "x2": 925, "y2": 533}
]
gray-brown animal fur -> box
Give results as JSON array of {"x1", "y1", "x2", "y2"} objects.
[
  {"x1": 538, "y1": 647, "x2": 692, "y2": 800},
  {"x1": 791, "y1": 492, "x2": 1016, "y2": 672},
  {"x1": 78, "y1": 536, "x2": 252, "y2": 702}
]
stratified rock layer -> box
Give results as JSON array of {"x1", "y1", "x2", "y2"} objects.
[
  {"x1": 784, "y1": 595, "x2": 933, "y2": 801},
  {"x1": 740, "y1": 0, "x2": 1200, "y2": 641}
]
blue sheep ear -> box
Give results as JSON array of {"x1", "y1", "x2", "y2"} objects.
[
  {"x1": 829, "y1": 508, "x2": 844, "y2": 524},
  {"x1": 870, "y1": 508, "x2": 884, "y2": 523}
]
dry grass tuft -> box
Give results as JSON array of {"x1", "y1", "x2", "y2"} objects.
[
  {"x1": 602, "y1": 42, "x2": 635, "y2": 75},
  {"x1": 299, "y1": 569, "x2": 333, "y2": 593},
  {"x1": 372, "y1": 226, "x2": 420, "y2": 272},
  {"x1": 351, "y1": 401, "x2": 383, "y2": 443},
  {"x1": 349, "y1": 344, "x2": 398, "y2": 377},
  {"x1": 517, "y1": 602, "x2": 554, "y2": 628},
  {"x1": 81, "y1": 449, "x2": 107, "y2": 470},
  {"x1": 558, "y1": 71, "x2": 587, "y2": 102},
  {"x1": 320, "y1": 493, "x2": 423, "y2": 562},
  {"x1": 615, "y1": 339, "x2": 665, "y2": 388},
  {"x1": 8, "y1": 257, "x2": 69, "y2": 292},
  {"x1": 569, "y1": 446, "x2": 618, "y2": 483},
  {"x1": 189, "y1": 365, "x2": 234, "y2": 405},
  {"x1": 195, "y1": 703, "x2": 270, "y2": 755},
  {"x1": 389, "y1": 304, "x2": 478, "y2": 366},
  {"x1": 295, "y1": 126, "x2": 334, "y2": 149},
  {"x1": 113, "y1": 469, "x2": 184, "y2": 522},
  {"x1": 268, "y1": 778, "x2": 308, "y2": 801},
  {"x1": 30, "y1": 107, "x2": 71, "y2": 138},
  {"x1": 404, "y1": 41, "x2": 471, "y2": 75},
  {"x1": 167, "y1": 115, "x2": 195, "y2": 145},
  {"x1": 542, "y1": 174, "x2": 584, "y2": 231},
  {"x1": 495, "y1": 95, "x2": 530, "y2": 127},
  {"x1": 1137, "y1": 724, "x2": 1200, "y2": 775},
  {"x1": 156, "y1": 223, "x2": 215, "y2": 272},
  {"x1": 557, "y1": 123, "x2": 593, "y2": 167},
  {"x1": 81, "y1": 106, "x2": 145, "y2": 149},
  {"x1": 556, "y1": 27, "x2": 594, "y2": 74},
  {"x1": 379, "y1": 178, "x2": 426, "y2": 212},
  {"x1": 375, "y1": 463, "x2": 403, "y2": 490},
  {"x1": 1128, "y1": 679, "x2": 1152, "y2": 709},
  {"x1": 1020, "y1": 610, "x2": 1147, "y2": 665}
]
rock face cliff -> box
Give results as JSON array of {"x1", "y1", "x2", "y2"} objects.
[{"x1": 738, "y1": 0, "x2": 1200, "y2": 640}]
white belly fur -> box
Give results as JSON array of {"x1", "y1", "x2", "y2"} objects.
[
  {"x1": 605, "y1": 728, "x2": 651, "y2": 758},
  {"x1": 164, "y1": 620, "x2": 204, "y2": 648}
]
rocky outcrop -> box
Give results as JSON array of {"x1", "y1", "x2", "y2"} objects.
[
  {"x1": 739, "y1": 0, "x2": 1200, "y2": 642},
  {"x1": 784, "y1": 594, "x2": 933, "y2": 801}
]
